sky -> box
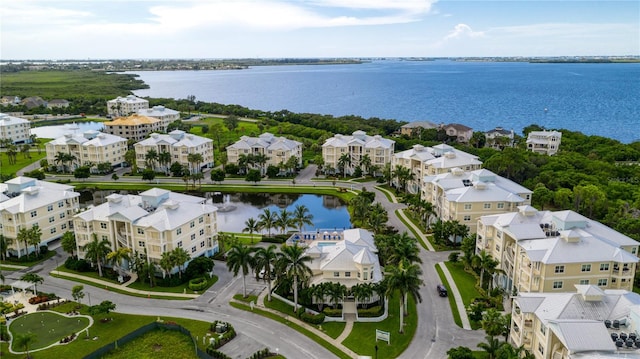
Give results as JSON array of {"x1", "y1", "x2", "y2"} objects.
[{"x1": 1, "y1": 0, "x2": 638, "y2": 60}]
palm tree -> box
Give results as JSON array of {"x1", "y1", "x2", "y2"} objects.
[
  {"x1": 258, "y1": 208, "x2": 277, "y2": 237},
  {"x1": 14, "y1": 332, "x2": 37, "y2": 358},
  {"x1": 392, "y1": 165, "x2": 415, "y2": 193},
  {"x1": 158, "y1": 151, "x2": 172, "y2": 175},
  {"x1": 0, "y1": 234, "x2": 13, "y2": 261},
  {"x1": 159, "y1": 251, "x2": 175, "y2": 278},
  {"x1": 292, "y1": 204, "x2": 314, "y2": 233},
  {"x1": 106, "y1": 247, "x2": 132, "y2": 276},
  {"x1": 54, "y1": 151, "x2": 66, "y2": 171},
  {"x1": 275, "y1": 209, "x2": 294, "y2": 235},
  {"x1": 277, "y1": 243, "x2": 312, "y2": 311},
  {"x1": 225, "y1": 243, "x2": 256, "y2": 298},
  {"x1": 360, "y1": 154, "x2": 372, "y2": 175},
  {"x1": 61, "y1": 231, "x2": 77, "y2": 258},
  {"x1": 311, "y1": 282, "x2": 331, "y2": 312},
  {"x1": 473, "y1": 250, "x2": 498, "y2": 290},
  {"x1": 477, "y1": 335, "x2": 503, "y2": 359},
  {"x1": 16, "y1": 227, "x2": 30, "y2": 257},
  {"x1": 171, "y1": 247, "x2": 190, "y2": 279},
  {"x1": 187, "y1": 152, "x2": 203, "y2": 174},
  {"x1": 387, "y1": 232, "x2": 422, "y2": 266},
  {"x1": 84, "y1": 234, "x2": 111, "y2": 277},
  {"x1": 384, "y1": 258, "x2": 424, "y2": 333},
  {"x1": 145, "y1": 149, "x2": 158, "y2": 170},
  {"x1": 351, "y1": 282, "x2": 374, "y2": 308},
  {"x1": 253, "y1": 153, "x2": 269, "y2": 175},
  {"x1": 337, "y1": 153, "x2": 351, "y2": 178},
  {"x1": 253, "y1": 245, "x2": 278, "y2": 301},
  {"x1": 28, "y1": 226, "x2": 42, "y2": 256},
  {"x1": 242, "y1": 217, "x2": 261, "y2": 244},
  {"x1": 21, "y1": 273, "x2": 44, "y2": 294},
  {"x1": 327, "y1": 282, "x2": 347, "y2": 309},
  {"x1": 367, "y1": 203, "x2": 388, "y2": 234}
]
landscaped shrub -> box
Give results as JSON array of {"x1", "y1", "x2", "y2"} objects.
[
  {"x1": 64, "y1": 257, "x2": 92, "y2": 272},
  {"x1": 188, "y1": 277, "x2": 208, "y2": 291},
  {"x1": 185, "y1": 256, "x2": 214, "y2": 280},
  {"x1": 357, "y1": 305, "x2": 384, "y2": 317},
  {"x1": 248, "y1": 348, "x2": 277, "y2": 359},
  {"x1": 205, "y1": 348, "x2": 231, "y2": 359},
  {"x1": 260, "y1": 236, "x2": 284, "y2": 244},
  {"x1": 322, "y1": 307, "x2": 342, "y2": 317},
  {"x1": 208, "y1": 321, "x2": 236, "y2": 349},
  {"x1": 300, "y1": 311, "x2": 325, "y2": 325},
  {"x1": 28, "y1": 295, "x2": 51, "y2": 304}
]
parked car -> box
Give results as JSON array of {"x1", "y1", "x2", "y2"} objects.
[{"x1": 437, "y1": 284, "x2": 448, "y2": 297}]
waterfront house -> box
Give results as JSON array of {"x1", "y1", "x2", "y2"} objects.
[
  {"x1": 527, "y1": 130, "x2": 562, "y2": 155},
  {"x1": 400, "y1": 121, "x2": 438, "y2": 137},
  {"x1": 47, "y1": 99, "x2": 70, "y2": 109},
  {"x1": 443, "y1": 123, "x2": 473, "y2": 143},
  {"x1": 485, "y1": 127, "x2": 515, "y2": 149}
]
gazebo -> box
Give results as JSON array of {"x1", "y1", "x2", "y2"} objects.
[{"x1": 8, "y1": 280, "x2": 36, "y2": 296}]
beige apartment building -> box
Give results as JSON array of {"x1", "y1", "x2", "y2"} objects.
[
  {"x1": 134, "y1": 130, "x2": 214, "y2": 173},
  {"x1": 476, "y1": 206, "x2": 639, "y2": 294},
  {"x1": 226, "y1": 133, "x2": 302, "y2": 173},
  {"x1": 73, "y1": 188, "x2": 218, "y2": 274},
  {"x1": 510, "y1": 286, "x2": 640, "y2": 359},
  {"x1": 0, "y1": 177, "x2": 80, "y2": 257},
  {"x1": 107, "y1": 95, "x2": 149, "y2": 116},
  {"x1": 422, "y1": 168, "x2": 532, "y2": 233},
  {"x1": 0, "y1": 113, "x2": 31, "y2": 144},
  {"x1": 393, "y1": 144, "x2": 482, "y2": 194},
  {"x1": 137, "y1": 105, "x2": 180, "y2": 131},
  {"x1": 103, "y1": 114, "x2": 162, "y2": 142},
  {"x1": 46, "y1": 130, "x2": 128, "y2": 173},
  {"x1": 322, "y1": 130, "x2": 395, "y2": 176}
]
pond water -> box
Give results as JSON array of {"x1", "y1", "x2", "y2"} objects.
[
  {"x1": 79, "y1": 191, "x2": 351, "y2": 233},
  {"x1": 30, "y1": 122, "x2": 105, "y2": 139}
]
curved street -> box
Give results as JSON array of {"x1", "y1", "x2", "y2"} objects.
[{"x1": 6, "y1": 164, "x2": 485, "y2": 358}]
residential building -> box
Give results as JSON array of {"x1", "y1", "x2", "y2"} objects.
[
  {"x1": 0, "y1": 177, "x2": 80, "y2": 257},
  {"x1": 393, "y1": 144, "x2": 482, "y2": 194},
  {"x1": 0, "y1": 113, "x2": 31, "y2": 144},
  {"x1": 485, "y1": 127, "x2": 515, "y2": 149},
  {"x1": 400, "y1": 121, "x2": 438, "y2": 137},
  {"x1": 73, "y1": 188, "x2": 219, "y2": 273},
  {"x1": 443, "y1": 123, "x2": 473, "y2": 143},
  {"x1": 47, "y1": 99, "x2": 70, "y2": 109},
  {"x1": 226, "y1": 133, "x2": 303, "y2": 173},
  {"x1": 46, "y1": 130, "x2": 128, "y2": 172},
  {"x1": 322, "y1": 130, "x2": 395, "y2": 176},
  {"x1": 134, "y1": 130, "x2": 214, "y2": 173},
  {"x1": 137, "y1": 105, "x2": 180, "y2": 131},
  {"x1": 527, "y1": 130, "x2": 562, "y2": 155},
  {"x1": 510, "y1": 285, "x2": 640, "y2": 359},
  {"x1": 0, "y1": 96, "x2": 21, "y2": 107},
  {"x1": 103, "y1": 114, "x2": 162, "y2": 142},
  {"x1": 476, "y1": 206, "x2": 639, "y2": 294},
  {"x1": 21, "y1": 97, "x2": 47, "y2": 109},
  {"x1": 288, "y1": 229, "x2": 382, "y2": 292},
  {"x1": 422, "y1": 168, "x2": 532, "y2": 233},
  {"x1": 107, "y1": 95, "x2": 149, "y2": 116}
]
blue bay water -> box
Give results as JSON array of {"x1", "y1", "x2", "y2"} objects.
[{"x1": 130, "y1": 60, "x2": 640, "y2": 143}]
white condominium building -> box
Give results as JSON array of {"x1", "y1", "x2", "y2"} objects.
[
  {"x1": 0, "y1": 177, "x2": 80, "y2": 257},
  {"x1": 477, "y1": 206, "x2": 639, "y2": 294},
  {"x1": 393, "y1": 144, "x2": 482, "y2": 194},
  {"x1": 422, "y1": 168, "x2": 531, "y2": 233},
  {"x1": 322, "y1": 130, "x2": 395, "y2": 176},
  {"x1": 0, "y1": 113, "x2": 31, "y2": 144},
  {"x1": 527, "y1": 130, "x2": 562, "y2": 155},
  {"x1": 137, "y1": 105, "x2": 180, "y2": 131},
  {"x1": 226, "y1": 133, "x2": 303, "y2": 171},
  {"x1": 46, "y1": 130, "x2": 128, "y2": 172},
  {"x1": 107, "y1": 95, "x2": 149, "y2": 116},
  {"x1": 73, "y1": 188, "x2": 219, "y2": 273},
  {"x1": 134, "y1": 130, "x2": 214, "y2": 173}
]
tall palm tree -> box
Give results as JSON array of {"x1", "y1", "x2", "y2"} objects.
[
  {"x1": 292, "y1": 204, "x2": 314, "y2": 233},
  {"x1": 327, "y1": 282, "x2": 347, "y2": 309},
  {"x1": 187, "y1": 152, "x2": 203, "y2": 174},
  {"x1": 337, "y1": 153, "x2": 351, "y2": 178},
  {"x1": 158, "y1": 151, "x2": 172, "y2": 175},
  {"x1": 277, "y1": 243, "x2": 312, "y2": 311},
  {"x1": 360, "y1": 154, "x2": 372, "y2": 175},
  {"x1": 14, "y1": 332, "x2": 37, "y2": 358},
  {"x1": 145, "y1": 149, "x2": 158, "y2": 170},
  {"x1": 106, "y1": 247, "x2": 132, "y2": 276},
  {"x1": 242, "y1": 217, "x2": 261, "y2": 244},
  {"x1": 275, "y1": 209, "x2": 294, "y2": 235},
  {"x1": 477, "y1": 335, "x2": 503, "y2": 359},
  {"x1": 21, "y1": 273, "x2": 44, "y2": 294},
  {"x1": 171, "y1": 247, "x2": 190, "y2": 279},
  {"x1": 253, "y1": 244, "x2": 278, "y2": 301},
  {"x1": 258, "y1": 208, "x2": 277, "y2": 238},
  {"x1": 351, "y1": 282, "x2": 374, "y2": 309},
  {"x1": 367, "y1": 203, "x2": 388, "y2": 234},
  {"x1": 311, "y1": 282, "x2": 331, "y2": 312},
  {"x1": 0, "y1": 234, "x2": 13, "y2": 261},
  {"x1": 384, "y1": 258, "x2": 424, "y2": 333},
  {"x1": 54, "y1": 151, "x2": 66, "y2": 171},
  {"x1": 28, "y1": 226, "x2": 42, "y2": 256},
  {"x1": 473, "y1": 250, "x2": 499, "y2": 290},
  {"x1": 226, "y1": 243, "x2": 256, "y2": 298},
  {"x1": 61, "y1": 231, "x2": 77, "y2": 258},
  {"x1": 159, "y1": 251, "x2": 175, "y2": 278},
  {"x1": 392, "y1": 165, "x2": 415, "y2": 193},
  {"x1": 253, "y1": 153, "x2": 269, "y2": 175},
  {"x1": 387, "y1": 232, "x2": 422, "y2": 266},
  {"x1": 84, "y1": 234, "x2": 111, "y2": 277},
  {"x1": 16, "y1": 227, "x2": 30, "y2": 257}
]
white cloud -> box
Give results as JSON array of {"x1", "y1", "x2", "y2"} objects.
[{"x1": 443, "y1": 23, "x2": 485, "y2": 41}]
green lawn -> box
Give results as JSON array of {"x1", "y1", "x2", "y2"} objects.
[
  {"x1": 342, "y1": 294, "x2": 417, "y2": 358},
  {"x1": 127, "y1": 276, "x2": 218, "y2": 294},
  {"x1": 394, "y1": 209, "x2": 429, "y2": 250},
  {"x1": 100, "y1": 328, "x2": 198, "y2": 359},
  {"x1": 320, "y1": 321, "x2": 346, "y2": 339},
  {"x1": 436, "y1": 264, "x2": 462, "y2": 328},
  {"x1": 9, "y1": 311, "x2": 90, "y2": 352},
  {"x1": 444, "y1": 262, "x2": 480, "y2": 308},
  {"x1": 0, "y1": 151, "x2": 47, "y2": 177}
]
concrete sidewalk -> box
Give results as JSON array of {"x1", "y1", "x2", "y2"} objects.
[{"x1": 437, "y1": 262, "x2": 472, "y2": 330}]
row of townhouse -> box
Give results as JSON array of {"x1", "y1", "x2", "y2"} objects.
[
  {"x1": 226, "y1": 133, "x2": 303, "y2": 173},
  {"x1": 0, "y1": 113, "x2": 31, "y2": 144}
]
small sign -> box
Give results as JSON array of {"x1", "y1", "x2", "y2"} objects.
[{"x1": 375, "y1": 329, "x2": 390, "y2": 344}]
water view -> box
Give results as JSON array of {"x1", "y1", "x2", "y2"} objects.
[
  {"x1": 30, "y1": 122, "x2": 105, "y2": 139},
  {"x1": 78, "y1": 191, "x2": 351, "y2": 233}
]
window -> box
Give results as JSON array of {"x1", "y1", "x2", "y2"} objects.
[
  {"x1": 100, "y1": 223, "x2": 107, "y2": 229},
  {"x1": 200, "y1": 241, "x2": 205, "y2": 248},
  {"x1": 47, "y1": 204, "x2": 54, "y2": 211},
  {"x1": 553, "y1": 281, "x2": 563, "y2": 289},
  {"x1": 538, "y1": 344, "x2": 544, "y2": 355},
  {"x1": 333, "y1": 272, "x2": 340, "y2": 277},
  {"x1": 554, "y1": 265, "x2": 565, "y2": 273},
  {"x1": 138, "y1": 241, "x2": 145, "y2": 247},
  {"x1": 579, "y1": 279, "x2": 589, "y2": 285},
  {"x1": 581, "y1": 264, "x2": 591, "y2": 272},
  {"x1": 61, "y1": 223, "x2": 67, "y2": 230},
  {"x1": 345, "y1": 272, "x2": 351, "y2": 277},
  {"x1": 199, "y1": 217, "x2": 204, "y2": 223},
  {"x1": 363, "y1": 272, "x2": 368, "y2": 280},
  {"x1": 177, "y1": 228, "x2": 182, "y2": 235},
  {"x1": 598, "y1": 279, "x2": 608, "y2": 286},
  {"x1": 190, "y1": 221, "x2": 195, "y2": 228},
  {"x1": 58, "y1": 201, "x2": 64, "y2": 208},
  {"x1": 191, "y1": 234, "x2": 196, "y2": 240},
  {"x1": 102, "y1": 235, "x2": 108, "y2": 241},
  {"x1": 30, "y1": 210, "x2": 37, "y2": 218},
  {"x1": 60, "y1": 212, "x2": 65, "y2": 219},
  {"x1": 50, "y1": 228, "x2": 57, "y2": 234},
  {"x1": 633, "y1": 247, "x2": 637, "y2": 254},
  {"x1": 463, "y1": 215, "x2": 471, "y2": 221},
  {"x1": 540, "y1": 324, "x2": 546, "y2": 335},
  {"x1": 199, "y1": 229, "x2": 204, "y2": 236},
  {"x1": 177, "y1": 241, "x2": 183, "y2": 248},
  {"x1": 483, "y1": 203, "x2": 491, "y2": 209},
  {"x1": 137, "y1": 228, "x2": 144, "y2": 235},
  {"x1": 49, "y1": 216, "x2": 55, "y2": 223},
  {"x1": 464, "y1": 204, "x2": 472, "y2": 210},
  {"x1": 497, "y1": 203, "x2": 505, "y2": 209},
  {"x1": 191, "y1": 246, "x2": 196, "y2": 253},
  {"x1": 495, "y1": 244, "x2": 501, "y2": 252},
  {"x1": 600, "y1": 263, "x2": 610, "y2": 271}
]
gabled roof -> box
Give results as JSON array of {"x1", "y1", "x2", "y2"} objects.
[{"x1": 322, "y1": 131, "x2": 394, "y2": 150}]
